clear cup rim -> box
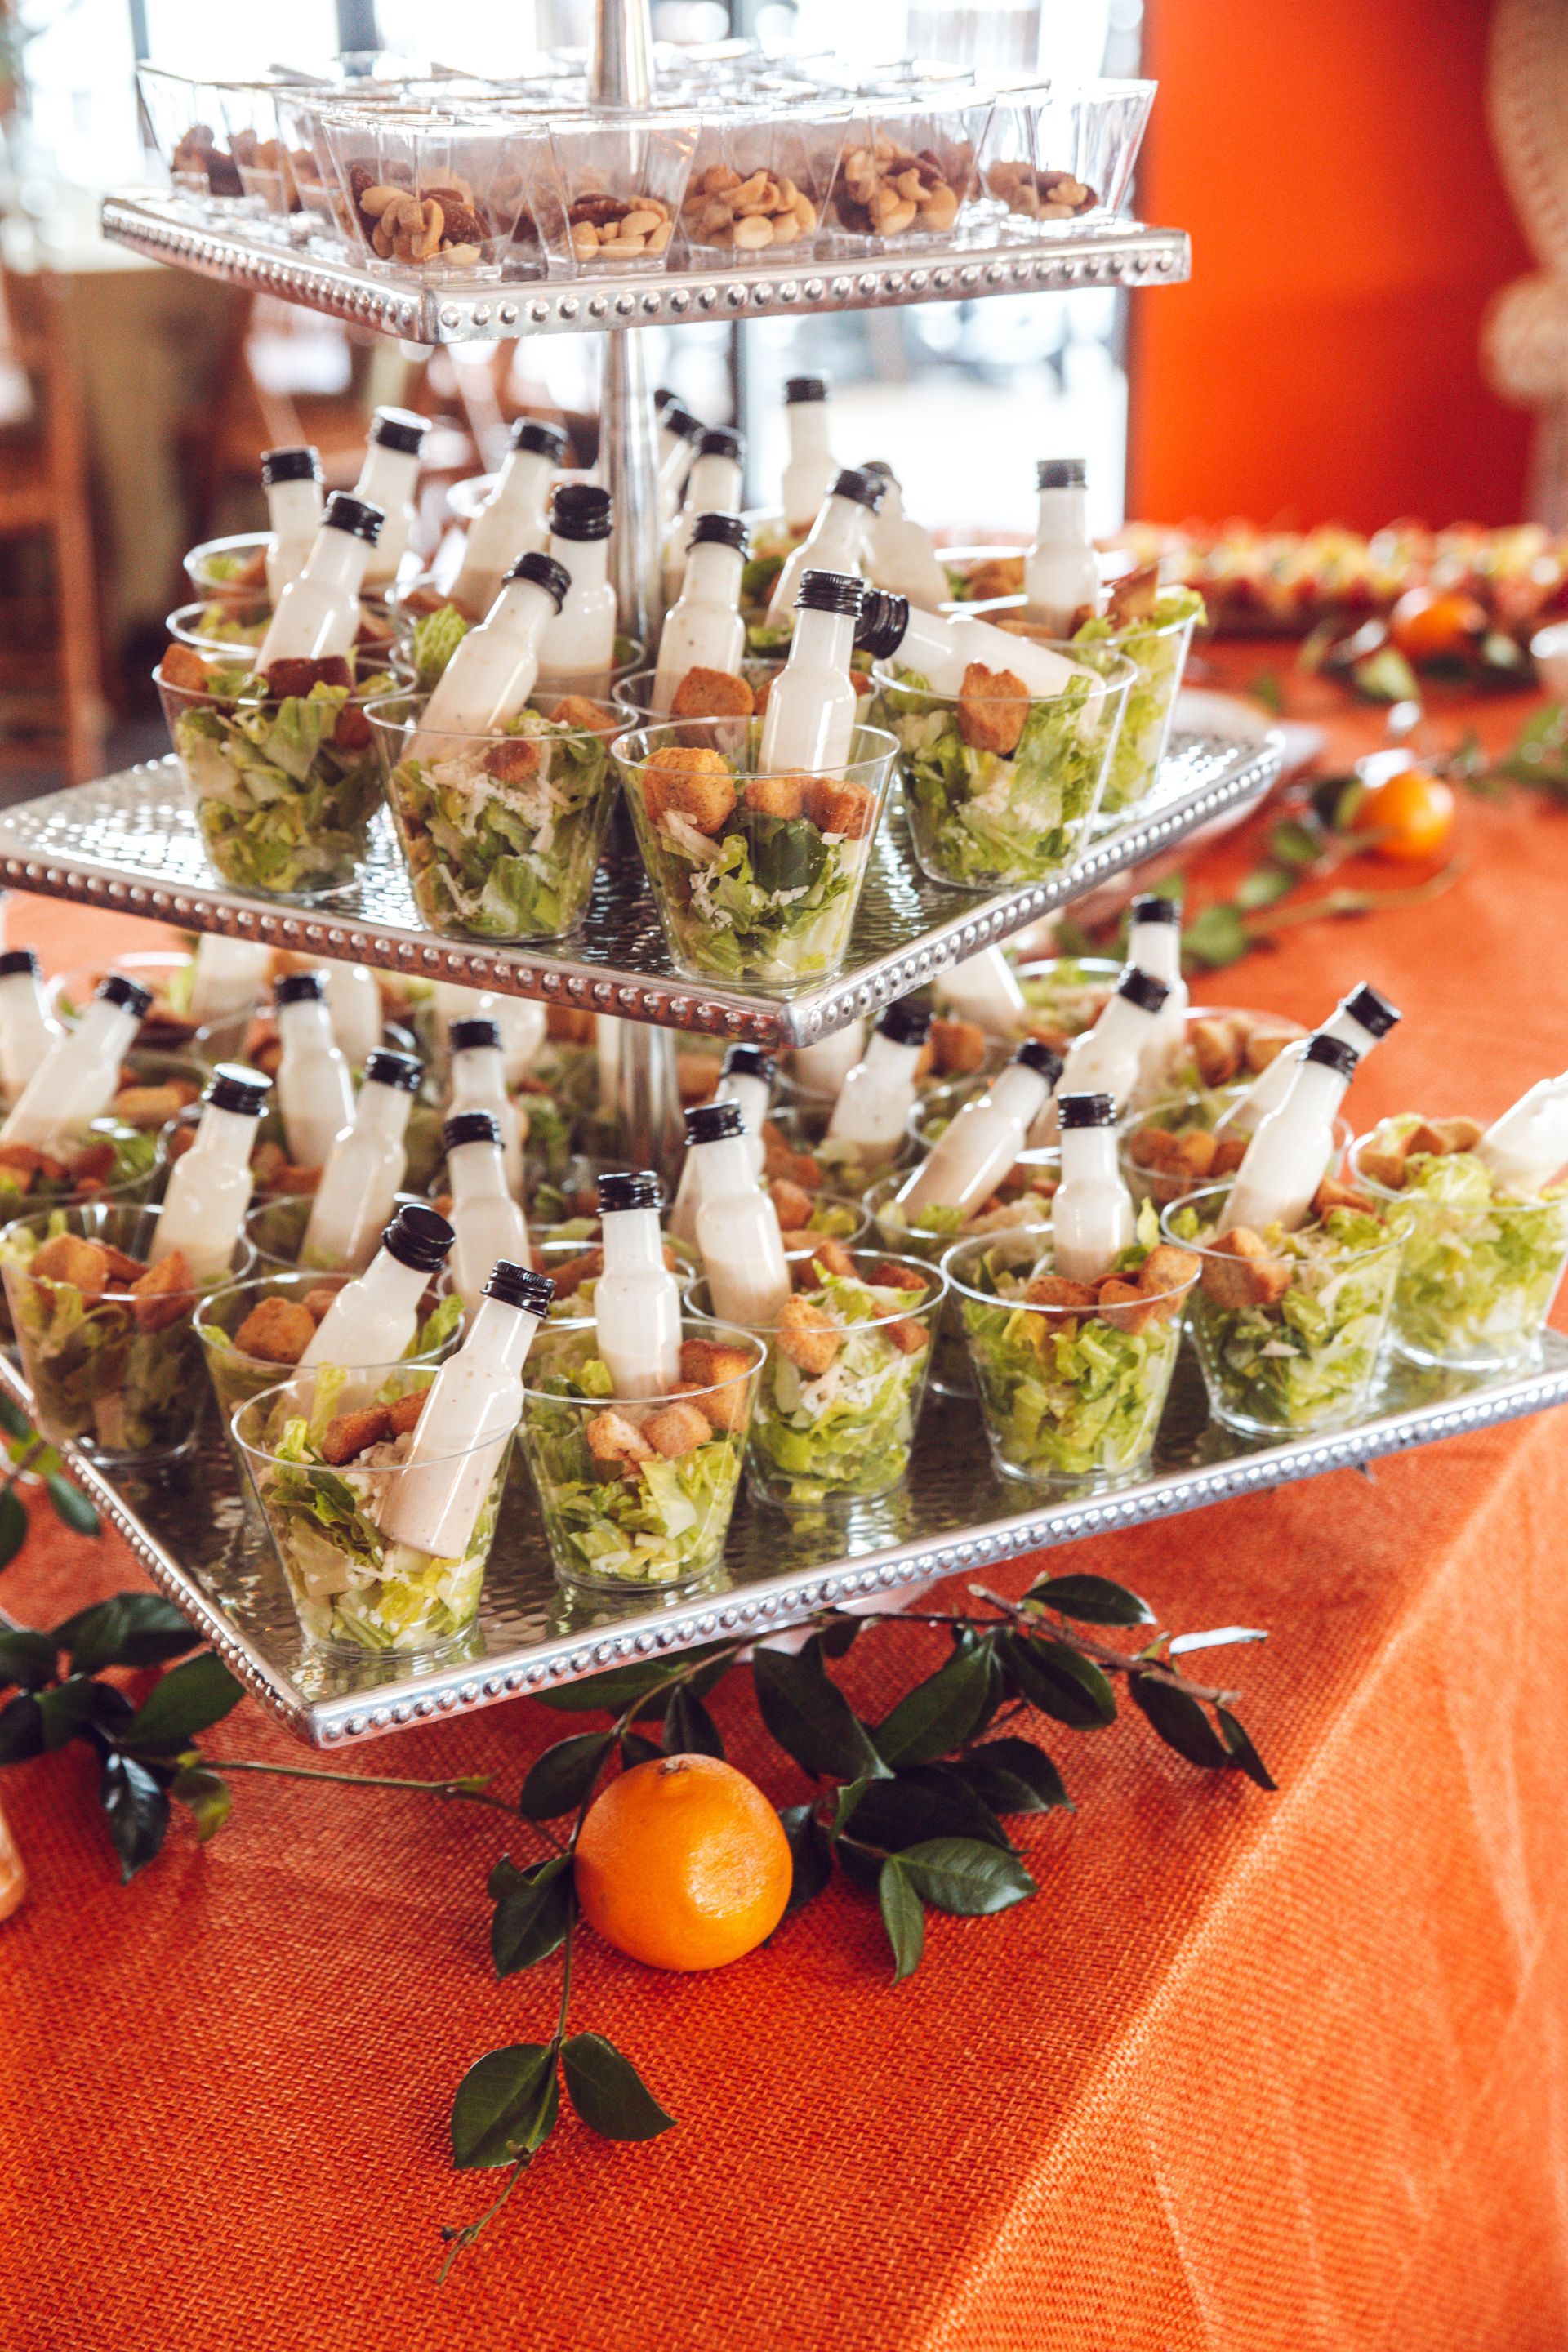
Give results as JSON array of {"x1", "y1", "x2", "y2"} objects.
[
  {"x1": 868, "y1": 648, "x2": 1136, "y2": 711},
  {"x1": 231, "y1": 1361, "x2": 483, "y2": 1470},
  {"x1": 197, "y1": 1266, "x2": 457, "y2": 1367},
  {"x1": 1158, "y1": 1180, "x2": 1410, "y2": 1263},
  {"x1": 688, "y1": 1246, "x2": 943, "y2": 1334},
  {"x1": 939, "y1": 1222, "x2": 1196, "y2": 1312},
  {"x1": 363, "y1": 688, "x2": 626, "y2": 751},
  {"x1": 156, "y1": 653, "x2": 414, "y2": 706},
  {"x1": 1348, "y1": 1125, "x2": 1568, "y2": 1214},
  {"x1": 614, "y1": 714, "x2": 898, "y2": 782},
  {"x1": 4, "y1": 1200, "x2": 254, "y2": 1296},
  {"x1": 519, "y1": 1317, "x2": 764, "y2": 1407}
]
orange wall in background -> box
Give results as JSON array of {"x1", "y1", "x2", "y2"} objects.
[{"x1": 1129, "y1": 0, "x2": 1536, "y2": 530}]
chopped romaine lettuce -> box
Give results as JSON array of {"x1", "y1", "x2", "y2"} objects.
[
  {"x1": 1073, "y1": 588, "x2": 1203, "y2": 816},
  {"x1": 747, "y1": 1266, "x2": 936, "y2": 1508}
]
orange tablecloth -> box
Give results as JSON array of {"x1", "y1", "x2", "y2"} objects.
[{"x1": 6, "y1": 662, "x2": 1568, "y2": 2351}]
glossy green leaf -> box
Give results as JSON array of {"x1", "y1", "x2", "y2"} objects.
[
  {"x1": 1215, "y1": 1706, "x2": 1278, "y2": 1792},
  {"x1": 778, "y1": 1802, "x2": 833, "y2": 1918},
  {"x1": 953, "y1": 1738, "x2": 1071, "y2": 1816},
  {"x1": 0, "y1": 1627, "x2": 56, "y2": 1690},
  {"x1": 663, "y1": 1683, "x2": 724, "y2": 1759},
  {"x1": 491, "y1": 1856, "x2": 572, "y2": 1978},
  {"x1": 1129, "y1": 1674, "x2": 1230, "y2": 1768},
  {"x1": 0, "y1": 1481, "x2": 27, "y2": 1571},
  {"x1": 123, "y1": 1651, "x2": 243, "y2": 1755},
  {"x1": 618, "y1": 1730, "x2": 662, "y2": 1768},
  {"x1": 37, "y1": 1675, "x2": 99, "y2": 1752},
  {"x1": 848, "y1": 1763, "x2": 1011, "y2": 1855},
  {"x1": 1234, "y1": 866, "x2": 1294, "y2": 912},
  {"x1": 100, "y1": 1751, "x2": 169, "y2": 1882},
  {"x1": 450, "y1": 2043, "x2": 559, "y2": 2170},
  {"x1": 751, "y1": 1642, "x2": 883, "y2": 1781},
  {"x1": 817, "y1": 1614, "x2": 862, "y2": 1660},
  {"x1": 898, "y1": 1837, "x2": 1036, "y2": 1917},
  {"x1": 55, "y1": 1592, "x2": 200, "y2": 1674},
  {"x1": 519, "y1": 1732, "x2": 612, "y2": 1820},
  {"x1": 0, "y1": 1691, "x2": 42, "y2": 1763},
  {"x1": 170, "y1": 1765, "x2": 232, "y2": 1841},
  {"x1": 874, "y1": 1642, "x2": 993, "y2": 1768},
  {"x1": 0, "y1": 1392, "x2": 32, "y2": 1442},
  {"x1": 1023, "y1": 1573, "x2": 1153, "y2": 1627},
  {"x1": 1002, "y1": 1634, "x2": 1117, "y2": 1730},
  {"x1": 44, "y1": 1473, "x2": 98, "y2": 1538},
  {"x1": 877, "y1": 1858, "x2": 924, "y2": 1983},
  {"x1": 561, "y1": 2034, "x2": 675, "y2": 2143},
  {"x1": 1181, "y1": 902, "x2": 1250, "y2": 972}
]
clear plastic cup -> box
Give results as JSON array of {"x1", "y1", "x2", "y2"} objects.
[
  {"x1": 198, "y1": 1264, "x2": 461, "y2": 1435},
  {"x1": 768, "y1": 1096, "x2": 915, "y2": 1197},
  {"x1": 1122, "y1": 1102, "x2": 1351, "y2": 1211},
  {"x1": 978, "y1": 78, "x2": 1156, "y2": 231},
  {"x1": 867, "y1": 1159, "x2": 1060, "y2": 1397}
]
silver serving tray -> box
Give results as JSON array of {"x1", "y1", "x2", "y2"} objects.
[
  {"x1": 11, "y1": 1337, "x2": 1566, "y2": 1751},
  {"x1": 0, "y1": 733, "x2": 1279, "y2": 1048}
]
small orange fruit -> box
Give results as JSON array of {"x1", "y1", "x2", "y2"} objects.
[
  {"x1": 574, "y1": 1753, "x2": 792, "y2": 1972},
  {"x1": 1388, "y1": 586, "x2": 1487, "y2": 662},
  {"x1": 1352, "y1": 765, "x2": 1456, "y2": 862}
]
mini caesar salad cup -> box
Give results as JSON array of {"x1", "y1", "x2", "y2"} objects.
[
  {"x1": 234, "y1": 1360, "x2": 506, "y2": 1655},
  {"x1": 198, "y1": 1265, "x2": 463, "y2": 1438},
  {"x1": 519, "y1": 1319, "x2": 764, "y2": 1592},
  {"x1": 945, "y1": 1214, "x2": 1195, "y2": 1493},
  {"x1": 871, "y1": 650, "x2": 1130, "y2": 890},
  {"x1": 867, "y1": 1156, "x2": 1060, "y2": 1397},
  {"x1": 368, "y1": 690, "x2": 622, "y2": 943},
  {"x1": 1071, "y1": 590, "x2": 1203, "y2": 818},
  {"x1": 1350, "y1": 1117, "x2": 1568, "y2": 1373},
  {"x1": 615, "y1": 716, "x2": 898, "y2": 991}
]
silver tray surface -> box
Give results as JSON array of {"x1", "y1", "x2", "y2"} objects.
[
  {"x1": 13, "y1": 1336, "x2": 1566, "y2": 1751},
  {"x1": 0, "y1": 733, "x2": 1280, "y2": 1047}
]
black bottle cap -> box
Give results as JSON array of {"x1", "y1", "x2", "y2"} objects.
[
  {"x1": 550, "y1": 483, "x2": 612, "y2": 542},
  {"x1": 505, "y1": 550, "x2": 571, "y2": 608},
  {"x1": 662, "y1": 402, "x2": 702, "y2": 444},
  {"x1": 510, "y1": 416, "x2": 568, "y2": 462},
  {"x1": 721, "y1": 1042, "x2": 776, "y2": 1087},
  {"x1": 1130, "y1": 893, "x2": 1180, "y2": 925},
  {"x1": 1015, "y1": 1037, "x2": 1066, "y2": 1087},
  {"x1": 484, "y1": 1260, "x2": 555, "y2": 1316},
  {"x1": 444, "y1": 1109, "x2": 503, "y2": 1152},
  {"x1": 261, "y1": 445, "x2": 321, "y2": 488},
  {"x1": 1117, "y1": 967, "x2": 1171, "y2": 1016},
  {"x1": 0, "y1": 948, "x2": 40, "y2": 980},
  {"x1": 795, "y1": 569, "x2": 864, "y2": 618},
  {"x1": 1036, "y1": 458, "x2": 1086, "y2": 490},
  {"x1": 1058, "y1": 1090, "x2": 1116, "y2": 1129},
  {"x1": 449, "y1": 1017, "x2": 501, "y2": 1056},
  {"x1": 785, "y1": 375, "x2": 827, "y2": 403},
  {"x1": 381, "y1": 1202, "x2": 454, "y2": 1272},
  {"x1": 862, "y1": 459, "x2": 895, "y2": 480},
  {"x1": 653, "y1": 385, "x2": 678, "y2": 414},
  {"x1": 687, "y1": 510, "x2": 749, "y2": 555},
  {"x1": 274, "y1": 969, "x2": 327, "y2": 1007},
  {"x1": 1340, "y1": 982, "x2": 1401, "y2": 1040},
  {"x1": 369, "y1": 407, "x2": 430, "y2": 457},
  {"x1": 363, "y1": 1049, "x2": 421, "y2": 1095},
  {"x1": 685, "y1": 1100, "x2": 743, "y2": 1147},
  {"x1": 323, "y1": 492, "x2": 383, "y2": 546},
  {"x1": 1304, "y1": 1034, "x2": 1359, "y2": 1080},
  {"x1": 831, "y1": 466, "x2": 887, "y2": 514},
  {"x1": 597, "y1": 1169, "x2": 662, "y2": 1214},
  {"x1": 695, "y1": 426, "x2": 743, "y2": 462},
  {"x1": 97, "y1": 973, "x2": 154, "y2": 1019},
  {"x1": 204, "y1": 1063, "x2": 271, "y2": 1117},
  {"x1": 877, "y1": 996, "x2": 931, "y2": 1049},
  {"x1": 855, "y1": 589, "x2": 909, "y2": 660}
]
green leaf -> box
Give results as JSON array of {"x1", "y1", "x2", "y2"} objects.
[
  {"x1": 0, "y1": 1392, "x2": 32, "y2": 1441},
  {"x1": 830, "y1": 1774, "x2": 872, "y2": 1838},
  {"x1": 45, "y1": 1473, "x2": 98, "y2": 1537},
  {"x1": 55, "y1": 1592, "x2": 200, "y2": 1674},
  {"x1": 100, "y1": 1751, "x2": 170, "y2": 1881},
  {"x1": 123, "y1": 1651, "x2": 243, "y2": 1755},
  {"x1": 778, "y1": 1801, "x2": 833, "y2": 1918},
  {"x1": 519, "y1": 1732, "x2": 612, "y2": 1820},
  {"x1": 0, "y1": 1691, "x2": 42, "y2": 1762},
  {"x1": 817, "y1": 1613, "x2": 862, "y2": 1660},
  {"x1": 0, "y1": 1627, "x2": 56, "y2": 1690},
  {"x1": 1001, "y1": 1634, "x2": 1117, "y2": 1730},
  {"x1": 1215, "y1": 1705, "x2": 1278, "y2": 1792},
  {"x1": 877, "y1": 1858, "x2": 924, "y2": 1982},
  {"x1": 0, "y1": 1482, "x2": 26, "y2": 1570},
  {"x1": 1233, "y1": 865, "x2": 1294, "y2": 912},
  {"x1": 450, "y1": 2043, "x2": 559, "y2": 2170},
  {"x1": 1024, "y1": 1574, "x2": 1152, "y2": 1628},
  {"x1": 953, "y1": 1738, "x2": 1071, "y2": 1816},
  {"x1": 1250, "y1": 669, "x2": 1284, "y2": 715},
  {"x1": 169, "y1": 1765, "x2": 232, "y2": 1841},
  {"x1": 898, "y1": 1837, "x2": 1036, "y2": 1917},
  {"x1": 873, "y1": 1642, "x2": 993, "y2": 1768},
  {"x1": 561, "y1": 2034, "x2": 675, "y2": 2143},
  {"x1": 849, "y1": 1763, "x2": 1012, "y2": 1855},
  {"x1": 535, "y1": 1642, "x2": 733, "y2": 1716},
  {"x1": 37, "y1": 1675, "x2": 100, "y2": 1752},
  {"x1": 1267, "y1": 816, "x2": 1323, "y2": 869},
  {"x1": 1181, "y1": 901, "x2": 1251, "y2": 972},
  {"x1": 487, "y1": 1853, "x2": 528, "y2": 1900},
  {"x1": 491, "y1": 1857, "x2": 572, "y2": 1978},
  {"x1": 1129, "y1": 1673, "x2": 1230, "y2": 1768},
  {"x1": 751, "y1": 1642, "x2": 883, "y2": 1781},
  {"x1": 618, "y1": 1730, "x2": 662, "y2": 1768},
  {"x1": 663, "y1": 1683, "x2": 724, "y2": 1760}
]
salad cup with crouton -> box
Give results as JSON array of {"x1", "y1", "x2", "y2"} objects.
[
  {"x1": 197, "y1": 1266, "x2": 463, "y2": 1435},
  {"x1": 1071, "y1": 576, "x2": 1205, "y2": 818},
  {"x1": 867, "y1": 1160, "x2": 1061, "y2": 1396},
  {"x1": 615, "y1": 717, "x2": 898, "y2": 991}
]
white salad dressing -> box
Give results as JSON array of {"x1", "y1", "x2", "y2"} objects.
[
  {"x1": 766, "y1": 466, "x2": 885, "y2": 626},
  {"x1": 1023, "y1": 458, "x2": 1101, "y2": 635},
  {"x1": 537, "y1": 484, "x2": 617, "y2": 688},
  {"x1": 412, "y1": 552, "x2": 570, "y2": 754},
  {"x1": 757, "y1": 571, "x2": 863, "y2": 773},
  {"x1": 934, "y1": 946, "x2": 1028, "y2": 1036},
  {"x1": 322, "y1": 960, "x2": 383, "y2": 1068},
  {"x1": 255, "y1": 493, "x2": 383, "y2": 669},
  {"x1": 0, "y1": 950, "x2": 62, "y2": 1102},
  {"x1": 149, "y1": 1063, "x2": 270, "y2": 1281},
  {"x1": 377, "y1": 1261, "x2": 553, "y2": 1561},
  {"x1": 1, "y1": 973, "x2": 151, "y2": 1149},
  {"x1": 669, "y1": 1044, "x2": 776, "y2": 1242},
  {"x1": 272, "y1": 971, "x2": 355, "y2": 1172},
  {"x1": 691, "y1": 1103, "x2": 792, "y2": 1328},
  {"x1": 1052, "y1": 1093, "x2": 1134, "y2": 1281},
  {"x1": 443, "y1": 1111, "x2": 532, "y2": 1312},
  {"x1": 1124, "y1": 897, "x2": 1188, "y2": 1091},
  {"x1": 780, "y1": 376, "x2": 837, "y2": 534},
  {"x1": 261, "y1": 446, "x2": 324, "y2": 604},
  {"x1": 863, "y1": 461, "x2": 950, "y2": 610},
  {"x1": 826, "y1": 997, "x2": 930, "y2": 1166},
  {"x1": 450, "y1": 417, "x2": 568, "y2": 618},
  {"x1": 791, "y1": 1020, "x2": 866, "y2": 1102},
  {"x1": 301, "y1": 1203, "x2": 455, "y2": 1370},
  {"x1": 488, "y1": 995, "x2": 546, "y2": 1090},
  {"x1": 651, "y1": 513, "x2": 748, "y2": 715},
  {"x1": 897, "y1": 1040, "x2": 1062, "y2": 1223},
  {"x1": 857, "y1": 587, "x2": 1092, "y2": 700},
  {"x1": 1223, "y1": 982, "x2": 1401, "y2": 1137},
  {"x1": 188, "y1": 935, "x2": 271, "y2": 1027},
  {"x1": 656, "y1": 395, "x2": 702, "y2": 523},
  {"x1": 302, "y1": 1048, "x2": 421, "y2": 1273},
  {"x1": 354, "y1": 407, "x2": 429, "y2": 587},
  {"x1": 448, "y1": 1018, "x2": 524, "y2": 1201},
  {"x1": 594, "y1": 1169, "x2": 683, "y2": 1397},
  {"x1": 1054, "y1": 969, "x2": 1172, "y2": 1120},
  {"x1": 1225, "y1": 1034, "x2": 1359, "y2": 1234},
  {"x1": 665, "y1": 427, "x2": 745, "y2": 599},
  {"x1": 1477, "y1": 1071, "x2": 1568, "y2": 1195}
]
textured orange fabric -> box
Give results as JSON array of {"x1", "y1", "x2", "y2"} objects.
[{"x1": 3, "y1": 670, "x2": 1568, "y2": 2349}]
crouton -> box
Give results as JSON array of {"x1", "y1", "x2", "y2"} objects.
[
  {"x1": 586, "y1": 1409, "x2": 654, "y2": 1477},
  {"x1": 1201, "y1": 1227, "x2": 1294, "y2": 1311},
  {"x1": 764, "y1": 1138, "x2": 821, "y2": 1192},
  {"x1": 127, "y1": 1251, "x2": 194, "y2": 1333},
  {"x1": 1431, "y1": 1116, "x2": 1483, "y2": 1154},
  {"x1": 301, "y1": 1284, "x2": 344, "y2": 1325},
  {"x1": 1128, "y1": 1126, "x2": 1182, "y2": 1173},
  {"x1": 775, "y1": 1295, "x2": 841, "y2": 1377},
  {"x1": 1107, "y1": 560, "x2": 1161, "y2": 626},
  {"x1": 274, "y1": 1161, "x2": 322, "y2": 1196},
  {"x1": 322, "y1": 1405, "x2": 394, "y2": 1466},
  {"x1": 871, "y1": 1258, "x2": 926, "y2": 1294},
  {"x1": 751, "y1": 670, "x2": 773, "y2": 718},
  {"x1": 803, "y1": 774, "x2": 878, "y2": 840},
  {"x1": 1243, "y1": 1026, "x2": 1298, "y2": 1076},
  {"x1": 333, "y1": 700, "x2": 372, "y2": 752},
  {"x1": 484, "y1": 737, "x2": 541, "y2": 785},
  {"x1": 929, "y1": 1018, "x2": 989, "y2": 1078},
  {"x1": 397, "y1": 585, "x2": 457, "y2": 619},
  {"x1": 1094, "y1": 1276, "x2": 1160, "y2": 1335},
  {"x1": 1022, "y1": 1272, "x2": 1098, "y2": 1312},
  {"x1": 746, "y1": 773, "x2": 808, "y2": 821},
  {"x1": 791, "y1": 1236, "x2": 858, "y2": 1285},
  {"x1": 678, "y1": 1337, "x2": 755, "y2": 1430},
  {"x1": 884, "y1": 1315, "x2": 929, "y2": 1354},
  {"x1": 644, "y1": 1400, "x2": 714, "y2": 1460},
  {"x1": 234, "y1": 1296, "x2": 317, "y2": 1364},
  {"x1": 1211, "y1": 1134, "x2": 1250, "y2": 1177},
  {"x1": 1190, "y1": 1017, "x2": 1247, "y2": 1089},
  {"x1": 160, "y1": 642, "x2": 216, "y2": 694},
  {"x1": 66, "y1": 1141, "x2": 117, "y2": 1187},
  {"x1": 32, "y1": 1234, "x2": 111, "y2": 1297},
  {"x1": 111, "y1": 1083, "x2": 198, "y2": 1129},
  {"x1": 1312, "y1": 1175, "x2": 1371, "y2": 1219},
  {"x1": 670, "y1": 666, "x2": 755, "y2": 721},
  {"x1": 550, "y1": 1248, "x2": 604, "y2": 1297},
  {"x1": 263, "y1": 655, "x2": 352, "y2": 699},
  {"x1": 768, "y1": 1178, "x2": 814, "y2": 1232},
  {"x1": 99, "y1": 1244, "x2": 148, "y2": 1284},
  {"x1": 386, "y1": 1388, "x2": 427, "y2": 1437},
  {"x1": 965, "y1": 555, "x2": 1026, "y2": 602},
  {"x1": 1171, "y1": 1129, "x2": 1219, "y2": 1179},
  {"x1": 956, "y1": 662, "x2": 1030, "y2": 756},
  {"x1": 1356, "y1": 1143, "x2": 1410, "y2": 1192},
  {"x1": 550, "y1": 694, "x2": 621, "y2": 737},
  {"x1": 640, "y1": 743, "x2": 737, "y2": 836},
  {"x1": 251, "y1": 1142, "x2": 287, "y2": 1192},
  {"x1": 0, "y1": 1143, "x2": 58, "y2": 1182},
  {"x1": 1137, "y1": 1243, "x2": 1201, "y2": 1299},
  {"x1": 546, "y1": 1005, "x2": 595, "y2": 1045}
]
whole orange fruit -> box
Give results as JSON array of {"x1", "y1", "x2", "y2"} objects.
[
  {"x1": 574, "y1": 1754, "x2": 792, "y2": 1972},
  {"x1": 1388, "y1": 586, "x2": 1487, "y2": 661},
  {"x1": 1352, "y1": 765, "x2": 1456, "y2": 862}
]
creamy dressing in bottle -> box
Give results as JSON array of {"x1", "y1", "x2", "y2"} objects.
[
  {"x1": 412, "y1": 552, "x2": 570, "y2": 755},
  {"x1": 0, "y1": 950, "x2": 62, "y2": 1102},
  {"x1": 766, "y1": 466, "x2": 885, "y2": 626},
  {"x1": 354, "y1": 407, "x2": 429, "y2": 587},
  {"x1": 757, "y1": 571, "x2": 863, "y2": 773},
  {"x1": 863, "y1": 461, "x2": 950, "y2": 610},
  {"x1": 594, "y1": 1169, "x2": 682, "y2": 1396},
  {"x1": 1, "y1": 973, "x2": 151, "y2": 1148},
  {"x1": 1477, "y1": 1071, "x2": 1568, "y2": 1194},
  {"x1": 1223, "y1": 982, "x2": 1400, "y2": 1138},
  {"x1": 189, "y1": 936, "x2": 271, "y2": 1027},
  {"x1": 651, "y1": 513, "x2": 748, "y2": 715},
  {"x1": 691, "y1": 1102, "x2": 792, "y2": 1328},
  {"x1": 1023, "y1": 458, "x2": 1101, "y2": 634},
  {"x1": 149, "y1": 1063, "x2": 270, "y2": 1281},
  {"x1": 668, "y1": 1044, "x2": 776, "y2": 1243},
  {"x1": 301, "y1": 1203, "x2": 455, "y2": 1370},
  {"x1": 781, "y1": 376, "x2": 836, "y2": 533},
  {"x1": 489, "y1": 995, "x2": 547, "y2": 1089},
  {"x1": 666, "y1": 428, "x2": 745, "y2": 599},
  {"x1": 451, "y1": 417, "x2": 568, "y2": 618},
  {"x1": 856, "y1": 587, "x2": 1092, "y2": 699},
  {"x1": 897, "y1": 1040, "x2": 1062, "y2": 1223},
  {"x1": 1058, "y1": 969, "x2": 1171, "y2": 1114},
  {"x1": 302, "y1": 1048, "x2": 421, "y2": 1272},
  {"x1": 443, "y1": 1111, "x2": 532, "y2": 1312},
  {"x1": 273, "y1": 970, "x2": 355, "y2": 1171},
  {"x1": 657, "y1": 395, "x2": 702, "y2": 523},
  {"x1": 449, "y1": 1018, "x2": 523, "y2": 1201},
  {"x1": 1225, "y1": 1034, "x2": 1359, "y2": 1234},
  {"x1": 1052, "y1": 1093, "x2": 1134, "y2": 1281},
  {"x1": 255, "y1": 494, "x2": 383, "y2": 670},
  {"x1": 537, "y1": 485, "x2": 617, "y2": 689},
  {"x1": 791, "y1": 1020, "x2": 866, "y2": 1102},
  {"x1": 1124, "y1": 897, "x2": 1187, "y2": 1092},
  {"x1": 377, "y1": 1260, "x2": 553, "y2": 1559},
  {"x1": 261, "y1": 446, "x2": 324, "y2": 604},
  {"x1": 323, "y1": 960, "x2": 383, "y2": 1068},
  {"x1": 826, "y1": 997, "x2": 930, "y2": 1165},
  {"x1": 935, "y1": 946, "x2": 1027, "y2": 1036}
]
